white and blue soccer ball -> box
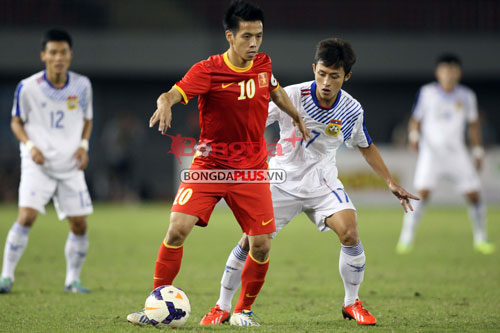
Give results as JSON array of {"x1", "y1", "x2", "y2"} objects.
[{"x1": 144, "y1": 285, "x2": 191, "y2": 328}]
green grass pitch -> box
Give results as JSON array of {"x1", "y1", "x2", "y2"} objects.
[{"x1": 0, "y1": 203, "x2": 499, "y2": 332}]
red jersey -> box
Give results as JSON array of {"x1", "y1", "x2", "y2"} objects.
[{"x1": 174, "y1": 52, "x2": 279, "y2": 169}]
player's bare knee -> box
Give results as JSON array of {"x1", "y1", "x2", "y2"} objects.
[
  {"x1": 68, "y1": 216, "x2": 87, "y2": 235},
  {"x1": 419, "y1": 189, "x2": 430, "y2": 201},
  {"x1": 165, "y1": 223, "x2": 191, "y2": 246},
  {"x1": 17, "y1": 207, "x2": 38, "y2": 227},
  {"x1": 166, "y1": 213, "x2": 197, "y2": 246},
  {"x1": 466, "y1": 191, "x2": 480, "y2": 204},
  {"x1": 249, "y1": 234, "x2": 271, "y2": 262},
  {"x1": 165, "y1": 226, "x2": 188, "y2": 246},
  {"x1": 250, "y1": 247, "x2": 269, "y2": 262},
  {"x1": 238, "y1": 234, "x2": 250, "y2": 252},
  {"x1": 340, "y1": 228, "x2": 359, "y2": 246}
]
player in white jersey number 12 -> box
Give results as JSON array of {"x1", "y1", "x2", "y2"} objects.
[
  {"x1": 200, "y1": 38, "x2": 419, "y2": 327},
  {"x1": 0, "y1": 29, "x2": 93, "y2": 294},
  {"x1": 397, "y1": 54, "x2": 494, "y2": 255}
]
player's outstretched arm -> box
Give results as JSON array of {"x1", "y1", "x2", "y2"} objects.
[
  {"x1": 149, "y1": 87, "x2": 183, "y2": 134},
  {"x1": 468, "y1": 120, "x2": 484, "y2": 171},
  {"x1": 358, "y1": 143, "x2": 420, "y2": 212},
  {"x1": 74, "y1": 119, "x2": 92, "y2": 170},
  {"x1": 270, "y1": 86, "x2": 310, "y2": 139},
  {"x1": 11, "y1": 116, "x2": 45, "y2": 165},
  {"x1": 407, "y1": 117, "x2": 420, "y2": 152}
]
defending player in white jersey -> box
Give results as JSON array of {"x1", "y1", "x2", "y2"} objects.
[
  {"x1": 0, "y1": 29, "x2": 93, "y2": 294},
  {"x1": 200, "y1": 38, "x2": 418, "y2": 326},
  {"x1": 397, "y1": 54, "x2": 494, "y2": 255}
]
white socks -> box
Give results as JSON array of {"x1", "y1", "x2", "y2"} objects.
[
  {"x1": 468, "y1": 201, "x2": 487, "y2": 244},
  {"x1": 1, "y1": 222, "x2": 30, "y2": 281},
  {"x1": 64, "y1": 232, "x2": 89, "y2": 286},
  {"x1": 216, "y1": 244, "x2": 248, "y2": 311},
  {"x1": 399, "y1": 199, "x2": 488, "y2": 245},
  {"x1": 218, "y1": 242, "x2": 366, "y2": 309},
  {"x1": 339, "y1": 241, "x2": 365, "y2": 306},
  {"x1": 398, "y1": 200, "x2": 426, "y2": 245}
]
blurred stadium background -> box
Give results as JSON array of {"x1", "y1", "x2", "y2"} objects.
[{"x1": 1, "y1": 0, "x2": 499, "y2": 204}]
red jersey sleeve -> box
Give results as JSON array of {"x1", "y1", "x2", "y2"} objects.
[
  {"x1": 174, "y1": 61, "x2": 212, "y2": 104},
  {"x1": 268, "y1": 73, "x2": 279, "y2": 93},
  {"x1": 263, "y1": 55, "x2": 279, "y2": 93}
]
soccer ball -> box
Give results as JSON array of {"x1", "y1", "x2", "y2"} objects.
[{"x1": 144, "y1": 285, "x2": 191, "y2": 328}]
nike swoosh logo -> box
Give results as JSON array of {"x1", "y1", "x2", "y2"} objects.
[
  {"x1": 262, "y1": 218, "x2": 273, "y2": 226},
  {"x1": 153, "y1": 277, "x2": 163, "y2": 280},
  {"x1": 222, "y1": 82, "x2": 234, "y2": 88},
  {"x1": 145, "y1": 306, "x2": 160, "y2": 311},
  {"x1": 246, "y1": 293, "x2": 257, "y2": 298}
]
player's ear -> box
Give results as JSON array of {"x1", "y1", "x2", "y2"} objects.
[
  {"x1": 312, "y1": 63, "x2": 316, "y2": 74},
  {"x1": 344, "y1": 72, "x2": 352, "y2": 82},
  {"x1": 40, "y1": 50, "x2": 46, "y2": 63},
  {"x1": 225, "y1": 30, "x2": 233, "y2": 44}
]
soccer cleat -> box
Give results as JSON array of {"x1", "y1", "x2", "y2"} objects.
[
  {"x1": 64, "y1": 281, "x2": 90, "y2": 294},
  {"x1": 127, "y1": 309, "x2": 151, "y2": 326},
  {"x1": 396, "y1": 242, "x2": 412, "y2": 255},
  {"x1": 0, "y1": 277, "x2": 13, "y2": 294},
  {"x1": 230, "y1": 310, "x2": 260, "y2": 326},
  {"x1": 474, "y1": 241, "x2": 495, "y2": 255},
  {"x1": 342, "y1": 299, "x2": 376, "y2": 325},
  {"x1": 200, "y1": 305, "x2": 230, "y2": 325}
]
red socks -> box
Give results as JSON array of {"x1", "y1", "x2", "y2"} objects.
[
  {"x1": 234, "y1": 253, "x2": 269, "y2": 313},
  {"x1": 153, "y1": 241, "x2": 183, "y2": 289}
]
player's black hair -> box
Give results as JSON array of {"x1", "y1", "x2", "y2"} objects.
[
  {"x1": 314, "y1": 38, "x2": 356, "y2": 74},
  {"x1": 41, "y1": 29, "x2": 72, "y2": 50},
  {"x1": 436, "y1": 53, "x2": 462, "y2": 67},
  {"x1": 223, "y1": 0, "x2": 264, "y2": 33}
]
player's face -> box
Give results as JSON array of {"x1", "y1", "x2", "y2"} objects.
[
  {"x1": 226, "y1": 20, "x2": 263, "y2": 65},
  {"x1": 313, "y1": 61, "x2": 351, "y2": 107},
  {"x1": 435, "y1": 63, "x2": 461, "y2": 92},
  {"x1": 41, "y1": 41, "x2": 72, "y2": 75}
]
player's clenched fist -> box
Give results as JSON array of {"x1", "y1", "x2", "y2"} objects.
[{"x1": 30, "y1": 146, "x2": 45, "y2": 165}]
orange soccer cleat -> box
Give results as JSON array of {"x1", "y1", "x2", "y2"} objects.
[
  {"x1": 200, "y1": 305, "x2": 230, "y2": 325},
  {"x1": 342, "y1": 299, "x2": 376, "y2": 325}
]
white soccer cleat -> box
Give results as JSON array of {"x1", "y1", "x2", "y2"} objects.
[
  {"x1": 230, "y1": 310, "x2": 260, "y2": 326},
  {"x1": 127, "y1": 309, "x2": 151, "y2": 326}
]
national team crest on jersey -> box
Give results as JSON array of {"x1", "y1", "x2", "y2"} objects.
[
  {"x1": 258, "y1": 72, "x2": 268, "y2": 88},
  {"x1": 456, "y1": 101, "x2": 463, "y2": 110},
  {"x1": 326, "y1": 119, "x2": 342, "y2": 137},
  {"x1": 67, "y1": 95, "x2": 79, "y2": 110}
]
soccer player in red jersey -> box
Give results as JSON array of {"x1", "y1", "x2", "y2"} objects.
[{"x1": 127, "y1": 0, "x2": 309, "y2": 327}]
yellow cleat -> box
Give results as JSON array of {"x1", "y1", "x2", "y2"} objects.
[
  {"x1": 474, "y1": 242, "x2": 495, "y2": 255},
  {"x1": 396, "y1": 242, "x2": 413, "y2": 255}
]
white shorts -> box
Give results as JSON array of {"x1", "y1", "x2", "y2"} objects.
[
  {"x1": 414, "y1": 148, "x2": 480, "y2": 193},
  {"x1": 270, "y1": 178, "x2": 356, "y2": 238},
  {"x1": 18, "y1": 159, "x2": 93, "y2": 220}
]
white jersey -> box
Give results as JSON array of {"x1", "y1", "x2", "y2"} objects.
[
  {"x1": 12, "y1": 70, "x2": 93, "y2": 174},
  {"x1": 412, "y1": 82, "x2": 477, "y2": 154},
  {"x1": 267, "y1": 80, "x2": 372, "y2": 198}
]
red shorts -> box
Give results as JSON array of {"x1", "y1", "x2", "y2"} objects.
[{"x1": 171, "y1": 182, "x2": 275, "y2": 236}]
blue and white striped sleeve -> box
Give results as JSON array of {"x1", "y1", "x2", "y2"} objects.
[
  {"x1": 347, "y1": 111, "x2": 373, "y2": 148},
  {"x1": 11, "y1": 82, "x2": 27, "y2": 121}
]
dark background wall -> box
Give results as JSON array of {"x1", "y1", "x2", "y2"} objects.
[{"x1": 1, "y1": 0, "x2": 499, "y2": 201}]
